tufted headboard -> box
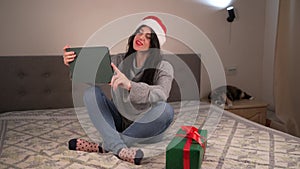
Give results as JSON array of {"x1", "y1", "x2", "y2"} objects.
[{"x1": 0, "y1": 54, "x2": 200, "y2": 113}]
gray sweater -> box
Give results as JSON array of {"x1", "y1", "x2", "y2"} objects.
[{"x1": 111, "y1": 53, "x2": 174, "y2": 121}]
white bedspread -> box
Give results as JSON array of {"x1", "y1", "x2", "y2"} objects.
[{"x1": 0, "y1": 101, "x2": 299, "y2": 169}]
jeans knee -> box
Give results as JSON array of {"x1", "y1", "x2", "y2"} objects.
[
  {"x1": 83, "y1": 86, "x2": 102, "y2": 104},
  {"x1": 164, "y1": 103, "x2": 174, "y2": 123},
  {"x1": 152, "y1": 102, "x2": 174, "y2": 135},
  {"x1": 156, "y1": 102, "x2": 174, "y2": 124}
]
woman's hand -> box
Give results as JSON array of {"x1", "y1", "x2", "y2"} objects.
[
  {"x1": 110, "y1": 63, "x2": 131, "y2": 91},
  {"x1": 63, "y1": 45, "x2": 76, "y2": 66}
]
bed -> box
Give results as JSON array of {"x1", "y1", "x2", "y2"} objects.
[{"x1": 0, "y1": 54, "x2": 299, "y2": 169}]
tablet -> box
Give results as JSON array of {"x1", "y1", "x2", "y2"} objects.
[{"x1": 66, "y1": 46, "x2": 113, "y2": 84}]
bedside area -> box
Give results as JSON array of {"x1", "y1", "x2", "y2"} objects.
[{"x1": 224, "y1": 99, "x2": 268, "y2": 126}]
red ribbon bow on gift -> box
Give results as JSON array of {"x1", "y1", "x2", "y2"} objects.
[{"x1": 176, "y1": 126, "x2": 206, "y2": 169}]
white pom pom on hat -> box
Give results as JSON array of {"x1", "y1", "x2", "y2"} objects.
[{"x1": 136, "y1": 16, "x2": 167, "y2": 46}]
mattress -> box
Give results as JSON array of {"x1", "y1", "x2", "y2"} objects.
[{"x1": 0, "y1": 101, "x2": 299, "y2": 169}]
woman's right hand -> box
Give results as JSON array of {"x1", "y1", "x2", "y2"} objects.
[{"x1": 63, "y1": 45, "x2": 76, "y2": 66}]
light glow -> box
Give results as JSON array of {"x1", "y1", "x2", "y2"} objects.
[
  {"x1": 227, "y1": 6, "x2": 234, "y2": 10},
  {"x1": 196, "y1": 0, "x2": 235, "y2": 9}
]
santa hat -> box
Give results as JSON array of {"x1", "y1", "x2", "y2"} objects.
[{"x1": 136, "y1": 16, "x2": 167, "y2": 46}]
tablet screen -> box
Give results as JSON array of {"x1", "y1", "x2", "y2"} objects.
[{"x1": 66, "y1": 46, "x2": 113, "y2": 84}]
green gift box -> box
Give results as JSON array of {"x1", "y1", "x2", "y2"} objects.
[{"x1": 166, "y1": 126, "x2": 207, "y2": 169}]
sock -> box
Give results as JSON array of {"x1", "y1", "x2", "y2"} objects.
[
  {"x1": 68, "y1": 138, "x2": 107, "y2": 153},
  {"x1": 117, "y1": 148, "x2": 144, "y2": 165}
]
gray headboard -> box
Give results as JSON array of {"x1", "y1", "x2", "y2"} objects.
[{"x1": 0, "y1": 54, "x2": 200, "y2": 113}]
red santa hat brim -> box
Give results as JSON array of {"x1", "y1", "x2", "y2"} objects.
[{"x1": 136, "y1": 16, "x2": 167, "y2": 46}]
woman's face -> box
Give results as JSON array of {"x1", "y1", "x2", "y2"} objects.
[{"x1": 133, "y1": 26, "x2": 152, "y2": 52}]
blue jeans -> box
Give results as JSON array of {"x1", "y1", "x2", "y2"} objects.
[{"x1": 83, "y1": 86, "x2": 174, "y2": 154}]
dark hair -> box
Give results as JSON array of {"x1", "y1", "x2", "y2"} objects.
[{"x1": 122, "y1": 25, "x2": 162, "y2": 85}]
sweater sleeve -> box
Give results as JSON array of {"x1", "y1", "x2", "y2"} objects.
[
  {"x1": 110, "y1": 53, "x2": 125, "y2": 66},
  {"x1": 129, "y1": 61, "x2": 174, "y2": 104}
]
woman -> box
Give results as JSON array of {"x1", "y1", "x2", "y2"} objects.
[{"x1": 63, "y1": 16, "x2": 174, "y2": 165}]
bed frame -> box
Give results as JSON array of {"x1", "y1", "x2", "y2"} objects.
[
  {"x1": 0, "y1": 54, "x2": 201, "y2": 113},
  {"x1": 1, "y1": 55, "x2": 299, "y2": 169}
]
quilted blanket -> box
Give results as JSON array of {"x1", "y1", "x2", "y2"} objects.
[{"x1": 0, "y1": 101, "x2": 299, "y2": 169}]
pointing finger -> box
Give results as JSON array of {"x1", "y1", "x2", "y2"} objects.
[{"x1": 111, "y1": 63, "x2": 121, "y2": 74}]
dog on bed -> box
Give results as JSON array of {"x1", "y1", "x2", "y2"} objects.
[{"x1": 208, "y1": 85, "x2": 254, "y2": 107}]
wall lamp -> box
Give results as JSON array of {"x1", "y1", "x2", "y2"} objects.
[{"x1": 226, "y1": 6, "x2": 236, "y2": 22}]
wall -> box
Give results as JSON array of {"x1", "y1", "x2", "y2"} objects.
[{"x1": 0, "y1": 0, "x2": 267, "y2": 100}]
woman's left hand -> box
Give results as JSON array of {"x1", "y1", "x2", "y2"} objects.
[{"x1": 110, "y1": 63, "x2": 132, "y2": 91}]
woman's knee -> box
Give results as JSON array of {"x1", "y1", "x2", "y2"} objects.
[
  {"x1": 164, "y1": 103, "x2": 174, "y2": 123},
  {"x1": 152, "y1": 102, "x2": 174, "y2": 134},
  {"x1": 165, "y1": 103, "x2": 174, "y2": 113},
  {"x1": 83, "y1": 86, "x2": 103, "y2": 103},
  {"x1": 156, "y1": 102, "x2": 174, "y2": 123}
]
